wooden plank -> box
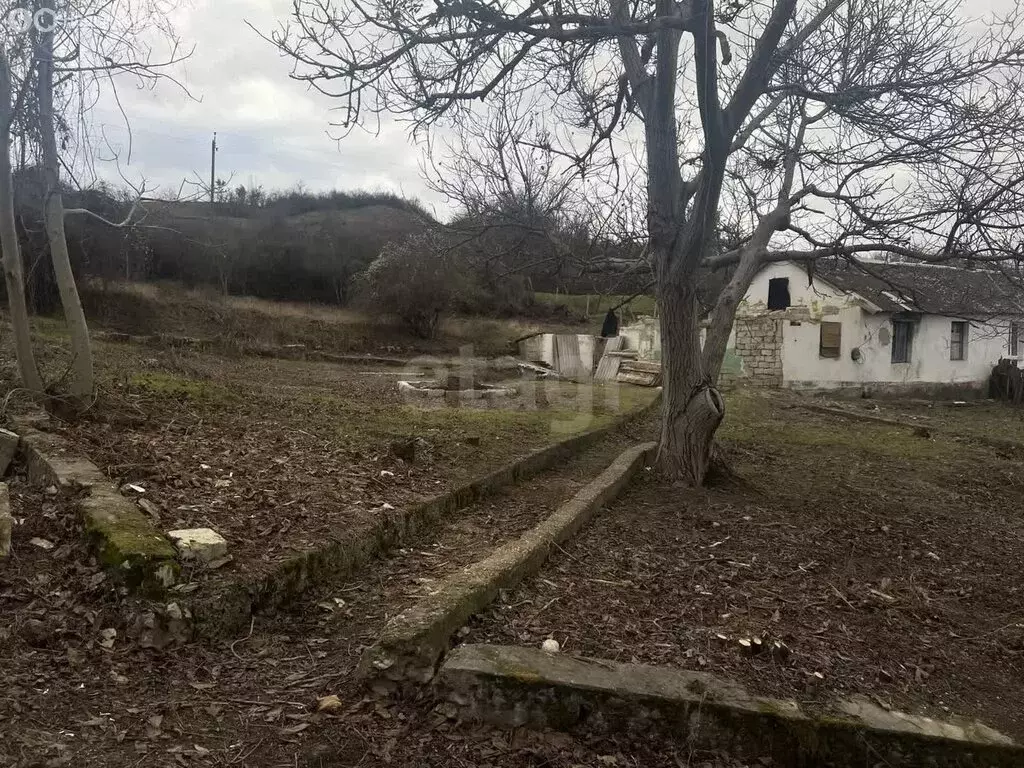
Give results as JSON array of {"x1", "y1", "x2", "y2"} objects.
[
  {"x1": 617, "y1": 370, "x2": 661, "y2": 387},
  {"x1": 620, "y1": 360, "x2": 663, "y2": 375},
  {"x1": 595, "y1": 337, "x2": 624, "y2": 381}
]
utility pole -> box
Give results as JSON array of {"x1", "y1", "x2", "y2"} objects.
[{"x1": 210, "y1": 132, "x2": 217, "y2": 204}]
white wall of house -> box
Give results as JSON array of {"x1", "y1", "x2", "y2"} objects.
[
  {"x1": 741, "y1": 260, "x2": 863, "y2": 317},
  {"x1": 740, "y1": 261, "x2": 1018, "y2": 389},
  {"x1": 781, "y1": 312, "x2": 1012, "y2": 388}
]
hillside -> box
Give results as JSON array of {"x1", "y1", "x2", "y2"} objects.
[{"x1": 136, "y1": 199, "x2": 432, "y2": 304}]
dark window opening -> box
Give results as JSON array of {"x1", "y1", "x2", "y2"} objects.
[
  {"x1": 891, "y1": 320, "x2": 913, "y2": 363},
  {"x1": 819, "y1": 322, "x2": 842, "y2": 358},
  {"x1": 767, "y1": 277, "x2": 791, "y2": 310},
  {"x1": 950, "y1": 321, "x2": 967, "y2": 361}
]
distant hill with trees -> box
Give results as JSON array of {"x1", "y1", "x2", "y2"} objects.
[{"x1": 12, "y1": 179, "x2": 433, "y2": 311}]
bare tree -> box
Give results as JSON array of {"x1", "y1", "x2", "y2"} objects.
[
  {"x1": 426, "y1": 91, "x2": 652, "y2": 299},
  {"x1": 269, "y1": 0, "x2": 1024, "y2": 484},
  {"x1": 26, "y1": 0, "x2": 191, "y2": 403},
  {"x1": 0, "y1": 43, "x2": 43, "y2": 393}
]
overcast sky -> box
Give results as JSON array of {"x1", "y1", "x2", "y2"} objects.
[
  {"x1": 85, "y1": 0, "x2": 1015, "y2": 218},
  {"x1": 88, "y1": 0, "x2": 443, "y2": 212}
]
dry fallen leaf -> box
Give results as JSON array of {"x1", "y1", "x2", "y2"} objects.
[{"x1": 316, "y1": 694, "x2": 343, "y2": 713}]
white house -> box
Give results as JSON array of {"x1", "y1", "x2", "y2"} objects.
[{"x1": 724, "y1": 260, "x2": 1024, "y2": 394}]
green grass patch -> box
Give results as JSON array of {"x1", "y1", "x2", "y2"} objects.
[
  {"x1": 720, "y1": 391, "x2": 958, "y2": 461},
  {"x1": 31, "y1": 316, "x2": 72, "y2": 341},
  {"x1": 129, "y1": 371, "x2": 235, "y2": 403}
]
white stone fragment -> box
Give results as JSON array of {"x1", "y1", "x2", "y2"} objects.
[
  {"x1": 541, "y1": 638, "x2": 561, "y2": 654},
  {"x1": 167, "y1": 527, "x2": 228, "y2": 564}
]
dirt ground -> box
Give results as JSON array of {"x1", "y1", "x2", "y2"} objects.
[
  {"x1": 469, "y1": 391, "x2": 1024, "y2": 739},
  {"x1": 2, "y1": 403, "x2": 729, "y2": 768},
  {"x1": 7, "y1": 317, "x2": 1024, "y2": 767},
  {"x1": 16, "y1": 340, "x2": 653, "y2": 593}
]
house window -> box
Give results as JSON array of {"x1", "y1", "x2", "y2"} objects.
[
  {"x1": 767, "y1": 277, "x2": 790, "y2": 310},
  {"x1": 891, "y1": 320, "x2": 913, "y2": 363},
  {"x1": 819, "y1": 322, "x2": 842, "y2": 359},
  {"x1": 1011, "y1": 323, "x2": 1021, "y2": 357},
  {"x1": 950, "y1": 321, "x2": 968, "y2": 361}
]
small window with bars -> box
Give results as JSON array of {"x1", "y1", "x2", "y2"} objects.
[
  {"x1": 819, "y1": 322, "x2": 841, "y2": 359},
  {"x1": 891, "y1": 320, "x2": 913, "y2": 364},
  {"x1": 950, "y1": 321, "x2": 968, "y2": 361}
]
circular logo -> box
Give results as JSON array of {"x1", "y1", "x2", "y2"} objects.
[
  {"x1": 33, "y1": 8, "x2": 60, "y2": 33},
  {"x1": 3, "y1": 6, "x2": 67, "y2": 36},
  {"x1": 5, "y1": 7, "x2": 31, "y2": 34}
]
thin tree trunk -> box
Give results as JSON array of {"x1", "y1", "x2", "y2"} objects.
[
  {"x1": 702, "y1": 252, "x2": 765, "y2": 381},
  {"x1": 37, "y1": 9, "x2": 94, "y2": 401},
  {"x1": 656, "y1": 270, "x2": 725, "y2": 486},
  {"x1": 0, "y1": 54, "x2": 42, "y2": 394}
]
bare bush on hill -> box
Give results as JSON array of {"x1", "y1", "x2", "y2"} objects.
[{"x1": 357, "y1": 230, "x2": 471, "y2": 338}]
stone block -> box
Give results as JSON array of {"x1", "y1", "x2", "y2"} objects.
[
  {"x1": 12, "y1": 422, "x2": 177, "y2": 592},
  {"x1": 83, "y1": 486, "x2": 178, "y2": 592},
  {"x1": 0, "y1": 428, "x2": 18, "y2": 476},
  {"x1": 168, "y1": 527, "x2": 228, "y2": 563}
]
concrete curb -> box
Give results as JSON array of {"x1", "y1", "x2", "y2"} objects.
[
  {"x1": 358, "y1": 440, "x2": 658, "y2": 685},
  {"x1": 398, "y1": 380, "x2": 517, "y2": 402},
  {"x1": 798, "y1": 403, "x2": 1024, "y2": 456},
  {"x1": 187, "y1": 393, "x2": 663, "y2": 640},
  {"x1": 14, "y1": 420, "x2": 178, "y2": 594},
  {"x1": 440, "y1": 644, "x2": 1022, "y2": 768}
]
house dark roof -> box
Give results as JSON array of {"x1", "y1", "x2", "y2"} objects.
[{"x1": 813, "y1": 261, "x2": 1024, "y2": 317}]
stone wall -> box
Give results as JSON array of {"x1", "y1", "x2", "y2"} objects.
[{"x1": 724, "y1": 316, "x2": 783, "y2": 388}]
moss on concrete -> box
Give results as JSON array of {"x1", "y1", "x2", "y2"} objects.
[
  {"x1": 440, "y1": 644, "x2": 1022, "y2": 767},
  {"x1": 15, "y1": 423, "x2": 177, "y2": 595}
]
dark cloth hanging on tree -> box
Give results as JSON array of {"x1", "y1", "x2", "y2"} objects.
[{"x1": 601, "y1": 308, "x2": 620, "y2": 338}]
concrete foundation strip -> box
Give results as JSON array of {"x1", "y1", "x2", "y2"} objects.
[
  {"x1": 439, "y1": 644, "x2": 1022, "y2": 767},
  {"x1": 358, "y1": 440, "x2": 658, "y2": 685},
  {"x1": 798, "y1": 403, "x2": 1024, "y2": 456},
  {"x1": 14, "y1": 418, "x2": 178, "y2": 594},
  {"x1": 185, "y1": 392, "x2": 663, "y2": 639}
]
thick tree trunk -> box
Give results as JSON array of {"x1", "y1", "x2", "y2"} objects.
[
  {"x1": 37, "y1": 14, "x2": 94, "y2": 401},
  {"x1": 656, "y1": 274, "x2": 725, "y2": 486},
  {"x1": 0, "y1": 56, "x2": 42, "y2": 394}
]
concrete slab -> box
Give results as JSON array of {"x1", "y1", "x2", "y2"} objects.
[
  {"x1": 440, "y1": 644, "x2": 1021, "y2": 767},
  {"x1": 14, "y1": 422, "x2": 177, "y2": 593},
  {"x1": 0, "y1": 428, "x2": 19, "y2": 476}
]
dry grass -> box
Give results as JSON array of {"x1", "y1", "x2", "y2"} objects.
[{"x1": 74, "y1": 280, "x2": 552, "y2": 357}]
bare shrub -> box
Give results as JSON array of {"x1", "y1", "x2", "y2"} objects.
[{"x1": 358, "y1": 230, "x2": 468, "y2": 339}]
